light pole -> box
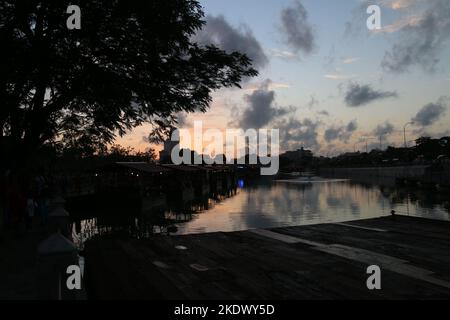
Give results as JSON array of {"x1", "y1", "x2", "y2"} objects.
[
  {"x1": 404, "y1": 122, "x2": 415, "y2": 149},
  {"x1": 363, "y1": 137, "x2": 376, "y2": 153}
]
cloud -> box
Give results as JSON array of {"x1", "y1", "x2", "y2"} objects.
[
  {"x1": 344, "y1": 0, "x2": 418, "y2": 38},
  {"x1": 318, "y1": 110, "x2": 330, "y2": 117},
  {"x1": 324, "y1": 128, "x2": 342, "y2": 142},
  {"x1": 277, "y1": 117, "x2": 320, "y2": 151},
  {"x1": 238, "y1": 80, "x2": 291, "y2": 129},
  {"x1": 344, "y1": 0, "x2": 373, "y2": 39},
  {"x1": 381, "y1": 0, "x2": 450, "y2": 73},
  {"x1": 347, "y1": 120, "x2": 358, "y2": 133},
  {"x1": 342, "y1": 57, "x2": 359, "y2": 64},
  {"x1": 325, "y1": 72, "x2": 356, "y2": 80},
  {"x1": 280, "y1": 1, "x2": 316, "y2": 55},
  {"x1": 323, "y1": 45, "x2": 336, "y2": 70},
  {"x1": 380, "y1": 0, "x2": 419, "y2": 10},
  {"x1": 344, "y1": 83, "x2": 398, "y2": 107},
  {"x1": 243, "y1": 81, "x2": 290, "y2": 92},
  {"x1": 307, "y1": 95, "x2": 319, "y2": 109},
  {"x1": 324, "y1": 120, "x2": 358, "y2": 143},
  {"x1": 270, "y1": 49, "x2": 299, "y2": 61},
  {"x1": 373, "y1": 122, "x2": 395, "y2": 136},
  {"x1": 195, "y1": 15, "x2": 269, "y2": 69},
  {"x1": 412, "y1": 97, "x2": 448, "y2": 127},
  {"x1": 376, "y1": 14, "x2": 425, "y2": 34}
]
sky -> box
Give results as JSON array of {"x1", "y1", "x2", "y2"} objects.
[{"x1": 117, "y1": 0, "x2": 450, "y2": 157}]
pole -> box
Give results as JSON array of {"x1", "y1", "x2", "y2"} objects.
[
  {"x1": 404, "y1": 126, "x2": 407, "y2": 149},
  {"x1": 364, "y1": 137, "x2": 375, "y2": 153},
  {"x1": 404, "y1": 122, "x2": 414, "y2": 149}
]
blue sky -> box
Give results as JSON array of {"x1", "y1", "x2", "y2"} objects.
[{"x1": 119, "y1": 0, "x2": 450, "y2": 156}]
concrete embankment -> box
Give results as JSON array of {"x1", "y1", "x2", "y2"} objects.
[{"x1": 84, "y1": 216, "x2": 450, "y2": 300}]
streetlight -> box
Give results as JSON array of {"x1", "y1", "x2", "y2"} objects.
[
  {"x1": 362, "y1": 136, "x2": 376, "y2": 153},
  {"x1": 404, "y1": 122, "x2": 415, "y2": 148}
]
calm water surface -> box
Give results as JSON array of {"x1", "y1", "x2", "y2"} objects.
[
  {"x1": 175, "y1": 177, "x2": 450, "y2": 235},
  {"x1": 72, "y1": 177, "x2": 450, "y2": 247}
]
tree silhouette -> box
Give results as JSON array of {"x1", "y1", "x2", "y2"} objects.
[
  {"x1": 0, "y1": 0, "x2": 258, "y2": 168},
  {"x1": 415, "y1": 137, "x2": 449, "y2": 161}
]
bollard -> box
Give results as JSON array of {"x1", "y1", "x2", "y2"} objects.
[
  {"x1": 37, "y1": 232, "x2": 79, "y2": 300},
  {"x1": 48, "y1": 196, "x2": 71, "y2": 239},
  {"x1": 391, "y1": 210, "x2": 397, "y2": 221},
  {"x1": 49, "y1": 207, "x2": 71, "y2": 238}
]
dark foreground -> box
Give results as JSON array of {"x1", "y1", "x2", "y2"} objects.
[{"x1": 85, "y1": 216, "x2": 450, "y2": 300}]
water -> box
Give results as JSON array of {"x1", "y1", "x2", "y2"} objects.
[
  {"x1": 71, "y1": 176, "x2": 450, "y2": 248},
  {"x1": 174, "y1": 177, "x2": 450, "y2": 235}
]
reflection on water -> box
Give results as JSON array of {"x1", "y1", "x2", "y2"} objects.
[
  {"x1": 175, "y1": 178, "x2": 450, "y2": 235},
  {"x1": 71, "y1": 177, "x2": 450, "y2": 248}
]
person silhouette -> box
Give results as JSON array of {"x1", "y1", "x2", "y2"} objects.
[{"x1": 391, "y1": 210, "x2": 396, "y2": 220}]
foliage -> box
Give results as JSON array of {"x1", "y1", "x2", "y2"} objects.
[{"x1": 0, "y1": 0, "x2": 258, "y2": 168}]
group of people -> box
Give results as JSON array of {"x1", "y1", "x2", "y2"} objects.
[{"x1": 1, "y1": 171, "x2": 51, "y2": 236}]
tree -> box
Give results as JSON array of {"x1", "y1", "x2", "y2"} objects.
[
  {"x1": 415, "y1": 137, "x2": 444, "y2": 161},
  {"x1": 0, "y1": 0, "x2": 258, "y2": 169}
]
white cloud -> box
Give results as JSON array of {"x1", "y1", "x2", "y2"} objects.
[
  {"x1": 270, "y1": 49, "x2": 298, "y2": 60},
  {"x1": 380, "y1": 0, "x2": 417, "y2": 10},
  {"x1": 374, "y1": 14, "x2": 425, "y2": 34},
  {"x1": 324, "y1": 72, "x2": 356, "y2": 80},
  {"x1": 244, "y1": 81, "x2": 291, "y2": 92},
  {"x1": 342, "y1": 57, "x2": 359, "y2": 64}
]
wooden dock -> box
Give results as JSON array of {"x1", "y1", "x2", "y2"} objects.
[{"x1": 85, "y1": 216, "x2": 450, "y2": 300}]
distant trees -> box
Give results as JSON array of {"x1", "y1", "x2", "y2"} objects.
[
  {"x1": 318, "y1": 136, "x2": 450, "y2": 168},
  {"x1": 279, "y1": 149, "x2": 314, "y2": 171},
  {"x1": 106, "y1": 145, "x2": 157, "y2": 163},
  {"x1": 0, "y1": 0, "x2": 258, "y2": 170},
  {"x1": 44, "y1": 144, "x2": 157, "y2": 176},
  {"x1": 415, "y1": 137, "x2": 450, "y2": 161}
]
